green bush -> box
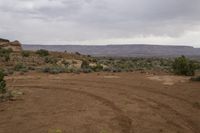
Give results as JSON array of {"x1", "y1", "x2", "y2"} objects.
[
  {"x1": 0, "y1": 70, "x2": 6, "y2": 93},
  {"x1": 36, "y1": 49, "x2": 49, "y2": 57},
  {"x1": 21, "y1": 51, "x2": 30, "y2": 57},
  {"x1": 172, "y1": 56, "x2": 196, "y2": 76}
]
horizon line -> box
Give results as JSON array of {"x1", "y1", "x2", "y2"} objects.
[{"x1": 22, "y1": 43, "x2": 199, "y2": 48}]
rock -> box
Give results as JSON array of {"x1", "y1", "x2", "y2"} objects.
[
  {"x1": 0, "y1": 38, "x2": 9, "y2": 42},
  {"x1": 0, "y1": 38, "x2": 22, "y2": 52}
]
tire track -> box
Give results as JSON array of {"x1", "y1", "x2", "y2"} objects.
[
  {"x1": 8, "y1": 78, "x2": 199, "y2": 133},
  {"x1": 8, "y1": 77, "x2": 193, "y2": 105},
  {"x1": 12, "y1": 83, "x2": 198, "y2": 133},
  {"x1": 12, "y1": 85, "x2": 133, "y2": 133}
]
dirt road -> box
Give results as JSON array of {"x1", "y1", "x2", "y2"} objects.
[{"x1": 0, "y1": 72, "x2": 200, "y2": 133}]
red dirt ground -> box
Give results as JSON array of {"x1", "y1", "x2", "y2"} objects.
[{"x1": 0, "y1": 72, "x2": 200, "y2": 133}]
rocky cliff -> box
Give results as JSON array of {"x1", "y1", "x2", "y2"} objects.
[{"x1": 0, "y1": 38, "x2": 22, "y2": 52}]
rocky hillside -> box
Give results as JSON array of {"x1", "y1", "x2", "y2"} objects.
[{"x1": 0, "y1": 38, "x2": 22, "y2": 52}]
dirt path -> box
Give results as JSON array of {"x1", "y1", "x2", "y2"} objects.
[{"x1": 0, "y1": 72, "x2": 200, "y2": 133}]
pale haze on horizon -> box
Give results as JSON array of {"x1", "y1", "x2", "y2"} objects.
[{"x1": 0, "y1": 0, "x2": 200, "y2": 47}]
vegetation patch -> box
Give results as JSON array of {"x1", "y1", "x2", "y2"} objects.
[
  {"x1": 44, "y1": 56, "x2": 58, "y2": 64},
  {"x1": 41, "y1": 66, "x2": 66, "y2": 74},
  {"x1": 14, "y1": 63, "x2": 28, "y2": 72},
  {"x1": 36, "y1": 49, "x2": 49, "y2": 57},
  {"x1": 0, "y1": 70, "x2": 14, "y2": 102},
  {"x1": 0, "y1": 70, "x2": 7, "y2": 94},
  {"x1": 0, "y1": 47, "x2": 13, "y2": 61},
  {"x1": 172, "y1": 56, "x2": 197, "y2": 76},
  {"x1": 21, "y1": 51, "x2": 30, "y2": 57}
]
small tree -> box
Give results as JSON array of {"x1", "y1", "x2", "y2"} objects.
[
  {"x1": 0, "y1": 70, "x2": 6, "y2": 93},
  {"x1": 172, "y1": 56, "x2": 196, "y2": 76}
]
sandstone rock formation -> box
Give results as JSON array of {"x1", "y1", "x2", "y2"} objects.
[{"x1": 0, "y1": 38, "x2": 22, "y2": 52}]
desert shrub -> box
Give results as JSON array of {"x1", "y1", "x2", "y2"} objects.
[
  {"x1": 103, "y1": 67, "x2": 122, "y2": 72},
  {"x1": 75, "y1": 52, "x2": 81, "y2": 55},
  {"x1": 89, "y1": 58, "x2": 97, "y2": 63},
  {"x1": 0, "y1": 47, "x2": 13, "y2": 54},
  {"x1": 41, "y1": 66, "x2": 66, "y2": 74},
  {"x1": 4, "y1": 54, "x2": 10, "y2": 62},
  {"x1": 28, "y1": 66, "x2": 35, "y2": 70},
  {"x1": 72, "y1": 60, "x2": 77, "y2": 64},
  {"x1": 14, "y1": 63, "x2": 28, "y2": 72},
  {"x1": 81, "y1": 60, "x2": 89, "y2": 69},
  {"x1": 172, "y1": 56, "x2": 196, "y2": 76},
  {"x1": 2, "y1": 68, "x2": 14, "y2": 76},
  {"x1": 36, "y1": 49, "x2": 49, "y2": 57},
  {"x1": 191, "y1": 76, "x2": 200, "y2": 81},
  {"x1": 65, "y1": 67, "x2": 80, "y2": 74},
  {"x1": 21, "y1": 51, "x2": 30, "y2": 57},
  {"x1": 44, "y1": 57, "x2": 58, "y2": 64},
  {"x1": 0, "y1": 48, "x2": 13, "y2": 61},
  {"x1": 61, "y1": 60, "x2": 70, "y2": 67},
  {"x1": 0, "y1": 70, "x2": 6, "y2": 93},
  {"x1": 81, "y1": 68, "x2": 92, "y2": 73},
  {"x1": 91, "y1": 64, "x2": 103, "y2": 72}
]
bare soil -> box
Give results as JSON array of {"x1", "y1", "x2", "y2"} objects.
[{"x1": 0, "y1": 72, "x2": 200, "y2": 133}]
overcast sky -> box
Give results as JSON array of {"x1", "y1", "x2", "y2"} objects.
[{"x1": 0, "y1": 0, "x2": 200, "y2": 47}]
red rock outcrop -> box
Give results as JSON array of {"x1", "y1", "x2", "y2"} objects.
[{"x1": 0, "y1": 38, "x2": 22, "y2": 52}]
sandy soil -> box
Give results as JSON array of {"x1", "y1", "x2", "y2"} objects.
[{"x1": 0, "y1": 72, "x2": 200, "y2": 133}]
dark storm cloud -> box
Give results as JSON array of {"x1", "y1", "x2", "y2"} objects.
[{"x1": 0, "y1": 0, "x2": 200, "y2": 45}]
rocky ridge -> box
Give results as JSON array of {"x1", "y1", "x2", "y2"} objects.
[{"x1": 0, "y1": 38, "x2": 22, "y2": 52}]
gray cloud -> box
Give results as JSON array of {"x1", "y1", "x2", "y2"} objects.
[{"x1": 0, "y1": 0, "x2": 200, "y2": 46}]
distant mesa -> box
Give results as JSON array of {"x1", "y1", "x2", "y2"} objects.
[
  {"x1": 0, "y1": 38, "x2": 22, "y2": 52},
  {"x1": 23, "y1": 44, "x2": 200, "y2": 58}
]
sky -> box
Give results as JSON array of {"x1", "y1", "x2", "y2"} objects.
[{"x1": 0, "y1": 0, "x2": 200, "y2": 47}]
